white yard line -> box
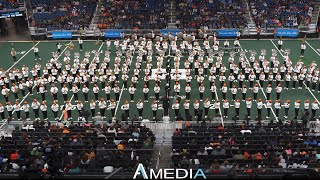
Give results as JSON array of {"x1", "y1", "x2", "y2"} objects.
[
  {"x1": 58, "y1": 42, "x2": 105, "y2": 120},
  {"x1": 114, "y1": 49, "x2": 136, "y2": 117},
  {"x1": 305, "y1": 40, "x2": 320, "y2": 58},
  {"x1": 239, "y1": 41, "x2": 278, "y2": 122},
  {"x1": 5, "y1": 41, "x2": 40, "y2": 73},
  {"x1": 0, "y1": 41, "x2": 72, "y2": 128},
  {"x1": 270, "y1": 39, "x2": 320, "y2": 104}
]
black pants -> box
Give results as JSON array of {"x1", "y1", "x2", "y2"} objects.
[
  {"x1": 53, "y1": 93, "x2": 57, "y2": 100},
  {"x1": 285, "y1": 108, "x2": 289, "y2": 116},
  {"x1": 295, "y1": 108, "x2": 299, "y2": 119},
  {"x1": 276, "y1": 93, "x2": 281, "y2": 100},
  {"x1": 267, "y1": 108, "x2": 271, "y2": 117},
  {"x1": 41, "y1": 93, "x2": 45, "y2": 101},
  {"x1": 278, "y1": 45, "x2": 282, "y2": 50},
  {"x1": 153, "y1": 110, "x2": 157, "y2": 118},
  {"x1": 293, "y1": 81, "x2": 297, "y2": 88},
  {"x1": 91, "y1": 109, "x2": 96, "y2": 117},
  {"x1": 106, "y1": 94, "x2": 110, "y2": 101},
  {"x1": 155, "y1": 93, "x2": 159, "y2": 100},
  {"x1": 125, "y1": 110, "x2": 129, "y2": 118},
  {"x1": 35, "y1": 52, "x2": 40, "y2": 59},
  {"x1": 8, "y1": 111, "x2": 12, "y2": 118},
  {"x1": 200, "y1": 93, "x2": 204, "y2": 100},
  {"x1": 222, "y1": 93, "x2": 226, "y2": 100},
  {"x1": 0, "y1": 112, "x2": 5, "y2": 119},
  {"x1": 21, "y1": 89, "x2": 25, "y2": 97},
  {"x1": 254, "y1": 93, "x2": 257, "y2": 100},
  {"x1": 53, "y1": 111, "x2": 58, "y2": 118},
  {"x1": 286, "y1": 81, "x2": 289, "y2": 88},
  {"x1": 111, "y1": 109, "x2": 115, "y2": 117},
  {"x1": 84, "y1": 93, "x2": 88, "y2": 101},
  {"x1": 242, "y1": 93, "x2": 246, "y2": 100},
  {"x1": 267, "y1": 93, "x2": 271, "y2": 100},
  {"x1": 115, "y1": 93, "x2": 119, "y2": 101},
  {"x1": 13, "y1": 56, "x2": 17, "y2": 62},
  {"x1": 186, "y1": 92, "x2": 190, "y2": 100},
  {"x1": 100, "y1": 108, "x2": 105, "y2": 117},
  {"x1": 236, "y1": 108, "x2": 239, "y2": 116},
  {"x1": 79, "y1": 44, "x2": 83, "y2": 50},
  {"x1": 138, "y1": 109, "x2": 143, "y2": 117},
  {"x1": 275, "y1": 109, "x2": 279, "y2": 117},
  {"x1": 301, "y1": 49, "x2": 305, "y2": 56},
  {"x1": 247, "y1": 108, "x2": 251, "y2": 116},
  {"x1": 205, "y1": 108, "x2": 209, "y2": 116},
  {"x1": 16, "y1": 111, "x2": 20, "y2": 119},
  {"x1": 63, "y1": 94, "x2": 68, "y2": 101},
  {"x1": 224, "y1": 108, "x2": 228, "y2": 117},
  {"x1": 33, "y1": 109, "x2": 39, "y2": 118},
  {"x1": 312, "y1": 109, "x2": 317, "y2": 117},
  {"x1": 74, "y1": 93, "x2": 78, "y2": 101},
  {"x1": 14, "y1": 93, "x2": 18, "y2": 100},
  {"x1": 144, "y1": 93, "x2": 148, "y2": 100},
  {"x1": 42, "y1": 110, "x2": 47, "y2": 119},
  {"x1": 94, "y1": 93, "x2": 99, "y2": 101}
]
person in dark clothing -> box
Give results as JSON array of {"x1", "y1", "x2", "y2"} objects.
[
  {"x1": 301, "y1": 111, "x2": 310, "y2": 128},
  {"x1": 161, "y1": 95, "x2": 170, "y2": 116},
  {"x1": 197, "y1": 109, "x2": 203, "y2": 124}
]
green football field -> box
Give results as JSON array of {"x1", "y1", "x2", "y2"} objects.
[{"x1": 0, "y1": 39, "x2": 319, "y2": 126}]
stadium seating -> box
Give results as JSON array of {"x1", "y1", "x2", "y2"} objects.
[
  {"x1": 29, "y1": 0, "x2": 97, "y2": 30},
  {"x1": 176, "y1": 0, "x2": 247, "y2": 29},
  {"x1": 172, "y1": 122, "x2": 320, "y2": 170},
  {"x1": 0, "y1": 0, "x2": 19, "y2": 11},
  {"x1": 250, "y1": 0, "x2": 315, "y2": 28},
  {"x1": 0, "y1": 122, "x2": 155, "y2": 174},
  {"x1": 97, "y1": 0, "x2": 168, "y2": 29}
]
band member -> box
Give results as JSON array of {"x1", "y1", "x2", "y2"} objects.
[
  {"x1": 129, "y1": 84, "x2": 136, "y2": 102},
  {"x1": 154, "y1": 83, "x2": 160, "y2": 101},
  {"x1": 257, "y1": 99, "x2": 263, "y2": 117},
  {"x1": 13, "y1": 101, "x2": 21, "y2": 120},
  {"x1": 294, "y1": 100, "x2": 301, "y2": 119},
  {"x1": 235, "y1": 99, "x2": 240, "y2": 117},
  {"x1": 40, "y1": 101, "x2": 48, "y2": 120},
  {"x1": 11, "y1": 83, "x2": 19, "y2": 101},
  {"x1": 93, "y1": 83, "x2": 100, "y2": 102},
  {"x1": 265, "y1": 100, "x2": 272, "y2": 119},
  {"x1": 230, "y1": 85, "x2": 237, "y2": 101},
  {"x1": 50, "y1": 84, "x2": 58, "y2": 101},
  {"x1": 185, "y1": 83, "x2": 191, "y2": 100},
  {"x1": 98, "y1": 98, "x2": 107, "y2": 118},
  {"x1": 151, "y1": 100, "x2": 158, "y2": 119},
  {"x1": 104, "y1": 83, "x2": 111, "y2": 101},
  {"x1": 56, "y1": 42, "x2": 62, "y2": 53},
  {"x1": 61, "y1": 84, "x2": 68, "y2": 102},
  {"x1": 121, "y1": 100, "x2": 130, "y2": 119},
  {"x1": 143, "y1": 85, "x2": 149, "y2": 102},
  {"x1": 33, "y1": 45, "x2": 41, "y2": 60},
  {"x1": 223, "y1": 99, "x2": 229, "y2": 118},
  {"x1": 82, "y1": 84, "x2": 89, "y2": 103},
  {"x1": 274, "y1": 99, "x2": 281, "y2": 118},
  {"x1": 276, "y1": 84, "x2": 282, "y2": 100},
  {"x1": 72, "y1": 84, "x2": 79, "y2": 102},
  {"x1": 39, "y1": 84, "x2": 46, "y2": 102},
  {"x1": 90, "y1": 100, "x2": 96, "y2": 117},
  {"x1": 300, "y1": 42, "x2": 306, "y2": 57},
  {"x1": 76, "y1": 100, "x2": 84, "y2": 117},
  {"x1": 32, "y1": 99, "x2": 40, "y2": 120},
  {"x1": 221, "y1": 83, "x2": 227, "y2": 100},
  {"x1": 311, "y1": 100, "x2": 319, "y2": 118},
  {"x1": 78, "y1": 38, "x2": 83, "y2": 51},
  {"x1": 137, "y1": 99, "x2": 144, "y2": 119},
  {"x1": 0, "y1": 103, "x2": 4, "y2": 120},
  {"x1": 204, "y1": 98, "x2": 210, "y2": 118},
  {"x1": 109, "y1": 99, "x2": 116, "y2": 118},
  {"x1": 253, "y1": 84, "x2": 259, "y2": 101},
  {"x1": 18, "y1": 80, "x2": 26, "y2": 97},
  {"x1": 114, "y1": 83, "x2": 120, "y2": 101},
  {"x1": 51, "y1": 100, "x2": 59, "y2": 120},
  {"x1": 172, "y1": 99, "x2": 180, "y2": 118},
  {"x1": 278, "y1": 37, "x2": 283, "y2": 50},
  {"x1": 304, "y1": 100, "x2": 310, "y2": 114},
  {"x1": 193, "y1": 99, "x2": 200, "y2": 118},
  {"x1": 184, "y1": 99, "x2": 190, "y2": 116},
  {"x1": 284, "y1": 100, "x2": 290, "y2": 118},
  {"x1": 6, "y1": 102, "x2": 13, "y2": 119},
  {"x1": 246, "y1": 97, "x2": 252, "y2": 118},
  {"x1": 199, "y1": 83, "x2": 205, "y2": 101}
]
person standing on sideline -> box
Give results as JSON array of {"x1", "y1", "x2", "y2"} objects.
[
  {"x1": 56, "y1": 42, "x2": 62, "y2": 53},
  {"x1": 33, "y1": 45, "x2": 41, "y2": 60},
  {"x1": 300, "y1": 42, "x2": 306, "y2": 57},
  {"x1": 278, "y1": 37, "x2": 283, "y2": 51},
  {"x1": 78, "y1": 38, "x2": 83, "y2": 51},
  {"x1": 11, "y1": 48, "x2": 17, "y2": 63},
  {"x1": 257, "y1": 25, "x2": 261, "y2": 40}
]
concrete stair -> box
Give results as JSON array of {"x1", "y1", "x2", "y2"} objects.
[
  {"x1": 167, "y1": 0, "x2": 177, "y2": 29},
  {"x1": 310, "y1": 1, "x2": 320, "y2": 24}
]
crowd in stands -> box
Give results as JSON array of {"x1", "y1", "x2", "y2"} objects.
[
  {"x1": 0, "y1": 120, "x2": 155, "y2": 177},
  {"x1": 0, "y1": 0, "x2": 19, "y2": 11},
  {"x1": 176, "y1": 0, "x2": 247, "y2": 29},
  {"x1": 97, "y1": 0, "x2": 168, "y2": 29},
  {"x1": 172, "y1": 121, "x2": 320, "y2": 174},
  {"x1": 29, "y1": 0, "x2": 97, "y2": 31},
  {"x1": 250, "y1": 0, "x2": 315, "y2": 28}
]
